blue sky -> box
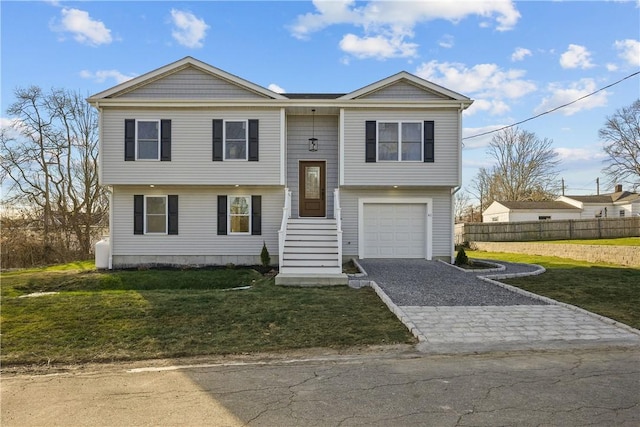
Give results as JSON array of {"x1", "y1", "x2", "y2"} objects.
[{"x1": 2, "y1": 0, "x2": 639, "y2": 199}]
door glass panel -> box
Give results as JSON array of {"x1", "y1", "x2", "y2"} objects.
[{"x1": 305, "y1": 166, "x2": 320, "y2": 199}]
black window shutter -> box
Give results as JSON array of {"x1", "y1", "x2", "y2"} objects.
[
  {"x1": 168, "y1": 195, "x2": 178, "y2": 235},
  {"x1": 217, "y1": 195, "x2": 227, "y2": 235},
  {"x1": 212, "y1": 119, "x2": 223, "y2": 161},
  {"x1": 125, "y1": 119, "x2": 136, "y2": 161},
  {"x1": 251, "y1": 195, "x2": 262, "y2": 235},
  {"x1": 424, "y1": 121, "x2": 435, "y2": 163},
  {"x1": 365, "y1": 121, "x2": 376, "y2": 162},
  {"x1": 248, "y1": 120, "x2": 259, "y2": 161},
  {"x1": 161, "y1": 120, "x2": 171, "y2": 161},
  {"x1": 134, "y1": 195, "x2": 144, "y2": 234}
]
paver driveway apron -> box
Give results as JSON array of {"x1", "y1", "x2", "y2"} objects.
[{"x1": 355, "y1": 259, "x2": 640, "y2": 354}]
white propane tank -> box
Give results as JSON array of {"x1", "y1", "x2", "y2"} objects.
[{"x1": 95, "y1": 237, "x2": 110, "y2": 269}]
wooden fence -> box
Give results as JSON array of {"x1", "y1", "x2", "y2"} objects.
[{"x1": 455, "y1": 217, "x2": 640, "y2": 244}]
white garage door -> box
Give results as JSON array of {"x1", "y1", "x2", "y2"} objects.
[{"x1": 362, "y1": 203, "x2": 426, "y2": 258}]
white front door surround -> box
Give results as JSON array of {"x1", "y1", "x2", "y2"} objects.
[{"x1": 358, "y1": 197, "x2": 433, "y2": 259}]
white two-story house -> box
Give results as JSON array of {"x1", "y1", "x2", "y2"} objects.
[{"x1": 88, "y1": 57, "x2": 472, "y2": 285}]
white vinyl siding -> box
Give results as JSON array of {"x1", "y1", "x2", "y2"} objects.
[
  {"x1": 111, "y1": 185, "x2": 282, "y2": 257},
  {"x1": 340, "y1": 187, "x2": 452, "y2": 259},
  {"x1": 343, "y1": 108, "x2": 460, "y2": 186},
  {"x1": 117, "y1": 67, "x2": 269, "y2": 100},
  {"x1": 356, "y1": 81, "x2": 449, "y2": 101},
  {"x1": 100, "y1": 108, "x2": 281, "y2": 185},
  {"x1": 286, "y1": 115, "x2": 339, "y2": 218}
]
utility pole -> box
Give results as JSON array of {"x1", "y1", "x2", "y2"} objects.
[
  {"x1": 561, "y1": 178, "x2": 565, "y2": 196},
  {"x1": 596, "y1": 177, "x2": 600, "y2": 195}
]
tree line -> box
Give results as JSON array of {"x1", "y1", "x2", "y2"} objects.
[{"x1": 1, "y1": 87, "x2": 108, "y2": 268}]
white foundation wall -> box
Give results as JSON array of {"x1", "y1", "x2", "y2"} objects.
[{"x1": 110, "y1": 185, "x2": 283, "y2": 267}]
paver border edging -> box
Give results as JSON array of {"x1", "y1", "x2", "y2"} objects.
[
  {"x1": 478, "y1": 275, "x2": 640, "y2": 337},
  {"x1": 441, "y1": 259, "x2": 505, "y2": 273},
  {"x1": 367, "y1": 280, "x2": 428, "y2": 344},
  {"x1": 448, "y1": 259, "x2": 640, "y2": 337}
]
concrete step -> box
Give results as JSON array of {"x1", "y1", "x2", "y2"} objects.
[{"x1": 275, "y1": 272, "x2": 348, "y2": 286}]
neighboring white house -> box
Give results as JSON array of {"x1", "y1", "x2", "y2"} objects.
[
  {"x1": 483, "y1": 185, "x2": 640, "y2": 223},
  {"x1": 482, "y1": 201, "x2": 582, "y2": 223},
  {"x1": 88, "y1": 57, "x2": 473, "y2": 284},
  {"x1": 557, "y1": 185, "x2": 640, "y2": 218}
]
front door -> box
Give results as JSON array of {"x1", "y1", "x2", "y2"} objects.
[{"x1": 299, "y1": 161, "x2": 326, "y2": 217}]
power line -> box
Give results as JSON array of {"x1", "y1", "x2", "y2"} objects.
[{"x1": 463, "y1": 70, "x2": 640, "y2": 140}]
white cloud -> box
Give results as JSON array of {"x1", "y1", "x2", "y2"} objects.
[
  {"x1": 554, "y1": 147, "x2": 605, "y2": 162},
  {"x1": 559, "y1": 44, "x2": 595, "y2": 69},
  {"x1": 606, "y1": 63, "x2": 619, "y2": 72},
  {"x1": 170, "y1": 9, "x2": 209, "y2": 49},
  {"x1": 290, "y1": 0, "x2": 520, "y2": 60},
  {"x1": 53, "y1": 8, "x2": 112, "y2": 46},
  {"x1": 339, "y1": 33, "x2": 418, "y2": 59},
  {"x1": 614, "y1": 39, "x2": 640, "y2": 67},
  {"x1": 416, "y1": 60, "x2": 536, "y2": 115},
  {"x1": 438, "y1": 34, "x2": 454, "y2": 49},
  {"x1": 535, "y1": 79, "x2": 609, "y2": 116},
  {"x1": 511, "y1": 47, "x2": 531, "y2": 62},
  {"x1": 268, "y1": 83, "x2": 286, "y2": 93},
  {"x1": 80, "y1": 69, "x2": 136, "y2": 84}
]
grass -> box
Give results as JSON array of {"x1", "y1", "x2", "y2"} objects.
[
  {"x1": 538, "y1": 237, "x2": 640, "y2": 246},
  {"x1": 1, "y1": 263, "x2": 414, "y2": 366},
  {"x1": 468, "y1": 250, "x2": 640, "y2": 329}
]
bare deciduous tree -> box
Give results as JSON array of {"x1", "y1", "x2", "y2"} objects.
[
  {"x1": 1, "y1": 86, "x2": 107, "y2": 266},
  {"x1": 471, "y1": 127, "x2": 561, "y2": 210},
  {"x1": 600, "y1": 99, "x2": 640, "y2": 191}
]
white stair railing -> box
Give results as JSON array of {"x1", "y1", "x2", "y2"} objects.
[
  {"x1": 278, "y1": 188, "x2": 292, "y2": 267},
  {"x1": 334, "y1": 188, "x2": 343, "y2": 268}
]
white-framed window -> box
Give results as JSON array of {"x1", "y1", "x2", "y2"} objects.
[
  {"x1": 224, "y1": 120, "x2": 248, "y2": 160},
  {"x1": 620, "y1": 210, "x2": 625, "y2": 217},
  {"x1": 145, "y1": 195, "x2": 167, "y2": 234},
  {"x1": 378, "y1": 121, "x2": 423, "y2": 162},
  {"x1": 229, "y1": 195, "x2": 251, "y2": 234},
  {"x1": 136, "y1": 120, "x2": 160, "y2": 160}
]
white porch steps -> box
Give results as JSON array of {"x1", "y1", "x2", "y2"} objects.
[{"x1": 275, "y1": 218, "x2": 348, "y2": 286}]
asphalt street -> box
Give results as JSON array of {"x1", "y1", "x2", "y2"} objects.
[{"x1": 2, "y1": 345, "x2": 639, "y2": 426}]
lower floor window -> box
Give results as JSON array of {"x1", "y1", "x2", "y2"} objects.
[
  {"x1": 146, "y1": 196, "x2": 167, "y2": 233},
  {"x1": 229, "y1": 196, "x2": 251, "y2": 234}
]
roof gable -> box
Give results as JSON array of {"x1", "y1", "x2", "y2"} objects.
[
  {"x1": 339, "y1": 71, "x2": 472, "y2": 105},
  {"x1": 88, "y1": 56, "x2": 286, "y2": 101}
]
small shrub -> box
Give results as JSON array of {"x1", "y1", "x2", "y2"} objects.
[
  {"x1": 260, "y1": 242, "x2": 271, "y2": 267},
  {"x1": 226, "y1": 263, "x2": 236, "y2": 269},
  {"x1": 454, "y1": 247, "x2": 469, "y2": 266}
]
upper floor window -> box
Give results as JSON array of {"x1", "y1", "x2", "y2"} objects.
[
  {"x1": 137, "y1": 120, "x2": 160, "y2": 160},
  {"x1": 225, "y1": 121, "x2": 248, "y2": 160},
  {"x1": 124, "y1": 119, "x2": 171, "y2": 162},
  {"x1": 366, "y1": 120, "x2": 434, "y2": 163},
  {"x1": 212, "y1": 119, "x2": 259, "y2": 162},
  {"x1": 378, "y1": 122, "x2": 423, "y2": 161}
]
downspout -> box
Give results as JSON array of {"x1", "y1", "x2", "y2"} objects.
[{"x1": 451, "y1": 102, "x2": 465, "y2": 263}]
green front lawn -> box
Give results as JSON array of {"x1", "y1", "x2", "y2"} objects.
[
  {"x1": 468, "y1": 251, "x2": 640, "y2": 329},
  {"x1": 1, "y1": 263, "x2": 414, "y2": 366}
]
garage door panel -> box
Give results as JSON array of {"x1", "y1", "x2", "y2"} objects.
[{"x1": 363, "y1": 203, "x2": 427, "y2": 258}]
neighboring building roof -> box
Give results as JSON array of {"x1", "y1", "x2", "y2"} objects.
[
  {"x1": 494, "y1": 201, "x2": 581, "y2": 210},
  {"x1": 564, "y1": 191, "x2": 640, "y2": 204}
]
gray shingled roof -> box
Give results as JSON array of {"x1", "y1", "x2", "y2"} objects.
[
  {"x1": 565, "y1": 191, "x2": 640, "y2": 204},
  {"x1": 496, "y1": 201, "x2": 580, "y2": 210},
  {"x1": 284, "y1": 93, "x2": 346, "y2": 99}
]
